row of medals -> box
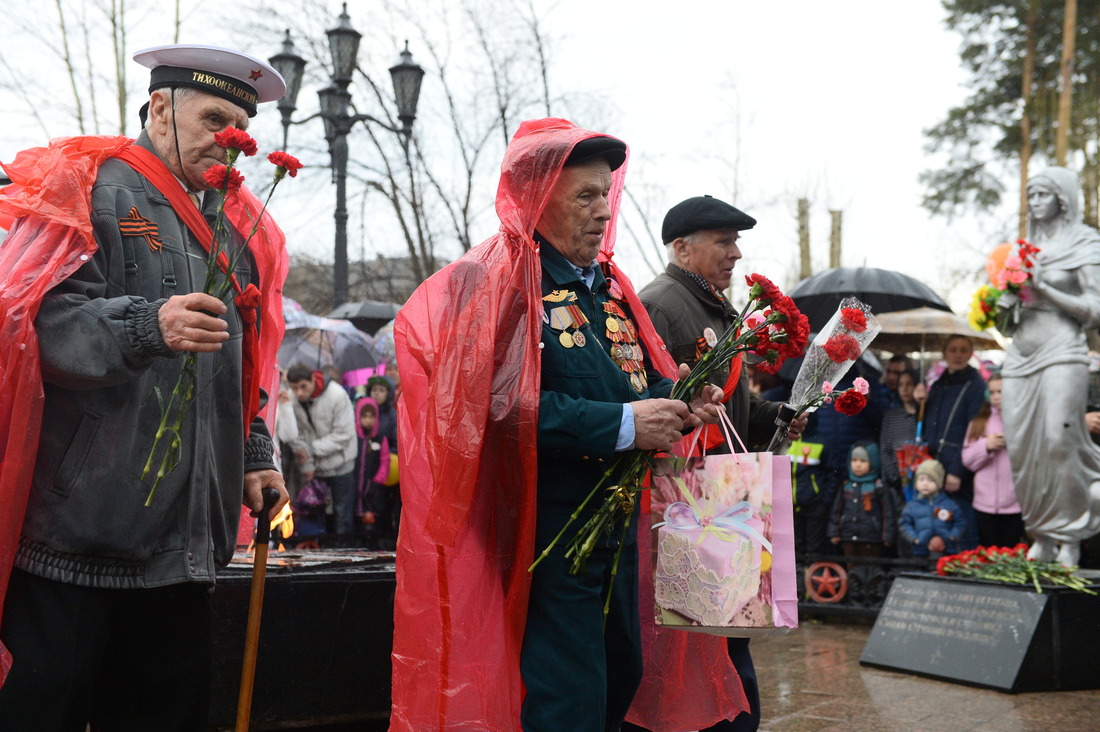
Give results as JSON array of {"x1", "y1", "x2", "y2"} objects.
[{"x1": 544, "y1": 287, "x2": 649, "y2": 393}]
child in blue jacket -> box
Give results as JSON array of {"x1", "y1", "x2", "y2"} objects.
[{"x1": 899, "y1": 459, "x2": 966, "y2": 558}]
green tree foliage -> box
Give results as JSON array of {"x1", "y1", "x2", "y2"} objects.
[{"x1": 922, "y1": 0, "x2": 1100, "y2": 223}]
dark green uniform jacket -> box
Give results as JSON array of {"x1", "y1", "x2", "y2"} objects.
[{"x1": 536, "y1": 243, "x2": 671, "y2": 545}]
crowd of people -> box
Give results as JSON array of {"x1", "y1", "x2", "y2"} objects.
[
  {"x1": 3, "y1": 35, "x2": 1099, "y2": 732},
  {"x1": 771, "y1": 332, "x2": 1100, "y2": 599},
  {"x1": 277, "y1": 364, "x2": 402, "y2": 548}
]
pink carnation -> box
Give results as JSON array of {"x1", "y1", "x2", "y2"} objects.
[
  {"x1": 822, "y1": 381, "x2": 834, "y2": 395},
  {"x1": 853, "y1": 377, "x2": 870, "y2": 395}
]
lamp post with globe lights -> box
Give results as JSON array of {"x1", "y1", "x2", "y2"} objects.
[{"x1": 270, "y1": 4, "x2": 425, "y2": 308}]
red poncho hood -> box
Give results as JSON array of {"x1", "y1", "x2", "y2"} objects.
[{"x1": 392, "y1": 118, "x2": 744, "y2": 730}]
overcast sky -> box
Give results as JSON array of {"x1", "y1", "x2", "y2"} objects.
[
  {"x1": 2, "y1": 1, "x2": 1017, "y2": 312},
  {"x1": 539, "y1": 1, "x2": 1003, "y2": 310}
]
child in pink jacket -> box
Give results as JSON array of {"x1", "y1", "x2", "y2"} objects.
[{"x1": 962, "y1": 374, "x2": 1025, "y2": 548}]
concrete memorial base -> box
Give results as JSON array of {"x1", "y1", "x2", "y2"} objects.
[
  {"x1": 207, "y1": 549, "x2": 395, "y2": 730},
  {"x1": 860, "y1": 572, "x2": 1100, "y2": 693}
]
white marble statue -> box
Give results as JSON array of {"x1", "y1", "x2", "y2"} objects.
[{"x1": 1001, "y1": 166, "x2": 1100, "y2": 567}]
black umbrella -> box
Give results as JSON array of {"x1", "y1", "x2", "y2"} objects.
[{"x1": 789, "y1": 267, "x2": 950, "y2": 332}]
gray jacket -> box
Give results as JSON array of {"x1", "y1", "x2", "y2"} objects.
[
  {"x1": 292, "y1": 378, "x2": 357, "y2": 477},
  {"x1": 16, "y1": 133, "x2": 276, "y2": 589}
]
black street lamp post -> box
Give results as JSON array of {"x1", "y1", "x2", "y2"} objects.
[{"x1": 270, "y1": 4, "x2": 425, "y2": 308}]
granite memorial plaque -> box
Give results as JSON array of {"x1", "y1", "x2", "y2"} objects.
[{"x1": 860, "y1": 573, "x2": 1100, "y2": 692}]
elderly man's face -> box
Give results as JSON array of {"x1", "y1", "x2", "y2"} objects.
[
  {"x1": 536, "y1": 159, "x2": 613, "y2": 267},
  {"x1": 147, "y1": 89, "x2": 250, "y2": 192},
  {"x1": 675, "y1": 228, "x2": 743, "y2": 290}
]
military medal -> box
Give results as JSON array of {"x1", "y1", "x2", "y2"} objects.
[
  {"x1": 572, "y1": 331, "x2": 586, "y2": 347},
  {"x1": 601, "y1": 299, "x2": 648, "y2": 393},
  {"x1": 559, "y1": 331, "x2": 575, "y2": 348},
  {"x1": 549, "y1": 307, "x2": 573, "y2": 331}
]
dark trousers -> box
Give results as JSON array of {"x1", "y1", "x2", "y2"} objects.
[
  {"x1": 0, "y1": 569, "x2": 212, "y2": 732},
  {"x1": 975, "y1": 510, "x2": 1026, "y2": 548},
  {"x1": 322, "y1": 470, "x2": 356, "y2": 536},
  {"x1": 521, "y1": 543, "x2": 642, "y2": 732},
  {"x1": 794, "y1": 502, "x2": 829, "y2": 557}
]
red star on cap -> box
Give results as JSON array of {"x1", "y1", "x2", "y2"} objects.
[{"x1": 250, "y1": 69, "x2": 263, "y2": 80}]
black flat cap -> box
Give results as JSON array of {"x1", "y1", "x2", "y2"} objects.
[
  {"x1": 566, "y1": 136, "x2": 627, "y2": 170},
  {"x1": 662, "y1": 195, "x2": 756, "y2": 243}
]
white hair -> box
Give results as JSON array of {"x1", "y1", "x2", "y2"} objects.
[
  {"x1": 667, "y1": 231, "x2": 705, "y2": 265},
  {"x1": 144, "y1": 86, "x2": 202, "y2": 128}
]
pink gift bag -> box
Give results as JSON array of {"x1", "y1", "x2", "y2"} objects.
[{"x1": 650, "y1": 417, "x2": 798, "y2": 637}]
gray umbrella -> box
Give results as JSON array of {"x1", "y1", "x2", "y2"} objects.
[
  {"x1": 278, "y1": 297, "x2": 377, "y2": 374},
  {"x1": 789, "y1": 267, "x2": 950, "y2": 332}
]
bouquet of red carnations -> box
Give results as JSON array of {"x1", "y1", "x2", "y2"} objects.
[
  {"x1": 141, "y1": 129, "x2": 302, "y2": 505},
  {"x1": 766, "y1": 298, "x2": 880, "y2": 453},
  {"x1": 530, "y1": 274, "x2": 809, "y2": 609}
]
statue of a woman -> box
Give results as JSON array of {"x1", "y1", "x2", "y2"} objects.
[{"x1": 1001, "y1": 166, "x2": 1100, "y2": 567}]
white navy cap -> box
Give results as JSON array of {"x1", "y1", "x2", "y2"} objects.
[{"x1": 133, "y1": 44, "x2": 286, "y2": 117}]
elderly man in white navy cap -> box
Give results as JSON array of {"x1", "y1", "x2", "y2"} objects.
[{"x1": 0, "y1": 45, "x2": 289, "y2": 729}]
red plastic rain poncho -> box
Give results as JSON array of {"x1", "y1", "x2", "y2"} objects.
[
  {"x1": 393, "y1": 118, "x2": 746, "y2": 731},
  {"x1": 0, "y1": 136, "x2": 288, "y2": 682}
]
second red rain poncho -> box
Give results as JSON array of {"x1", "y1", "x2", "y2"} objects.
[{"x1": 392, "y1": 118, "x2": 746, "y2": 730}]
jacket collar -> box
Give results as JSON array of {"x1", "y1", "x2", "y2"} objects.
[
  {"x1": 664, "y1": 263, "x2": 736, "y2": 317},
  {"x1": 539, "y1": 234, "x2": 608, "y2": 294}
]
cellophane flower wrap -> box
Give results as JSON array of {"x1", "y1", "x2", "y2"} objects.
[
  {"x1": 766, "y1": 298, "x2": 880, "y2": 452},
  {"x1": 530, "y1": 274, "x2": 809, "y2": 602},
  {"x1": 937, "y1": 543, "x2": 1096, "y2": 594},
  {"x1": 967, "y1": 239, "x2": 1040, "y2": 335},
  {"x1": 141, "y1": 131, "x2": 302, "y2": 504}
]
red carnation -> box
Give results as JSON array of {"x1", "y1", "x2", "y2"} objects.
[
  {"x1": 777, "y1": 304, "x2": 810, "y2": 359},
  {"x1": 840, "y1": 307, "x2": 867, "y2": 333},
  {"x1": 203, "y1": 165, "x2": 245, "y2": 192},
  {"x1": 745, "y1": 273, "x2": 783, "y2": 306},
  {"x1": 823, "y1": 333, "x2": 861, "y2": 363},
  {"x1": 214, "y1": 127, "x2": 258, "y2": 157},
  {"x1": 268, "y1": 151, "x2": 304, "y2": 178},
  {"x1": 834, "y1": 389, "x2": 867, "y2": 416}
]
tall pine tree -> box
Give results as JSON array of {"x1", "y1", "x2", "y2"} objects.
[{"x1": 923, "y1": 0, "x2": 1100, "y2": 225}]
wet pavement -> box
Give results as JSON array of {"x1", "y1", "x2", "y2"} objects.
[{"x1": 752, "y1": 618, "x2": 1100, "y2": 732}]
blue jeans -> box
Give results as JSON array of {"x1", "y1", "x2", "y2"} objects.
[{"x1": 322, "y1": 471, "x2": 356, "y2": 536}]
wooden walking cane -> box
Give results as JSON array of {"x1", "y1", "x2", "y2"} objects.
[{"x1": 236, "y1": 487, "x2": 280, "y2": 732}]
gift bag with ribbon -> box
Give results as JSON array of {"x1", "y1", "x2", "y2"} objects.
[{"x1": 650, "y1": 414, "x2": 798, "y2": 637}]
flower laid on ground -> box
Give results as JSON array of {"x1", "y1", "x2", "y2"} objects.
[
  {"x1": 968, "y1": 239, "x2": 1040, "y2": 334},
  {"x1": 530, "y1": 273, "x2": 810, "y2": 605},
  {"x1": 142, "y1": 131, "x2": 302, "y2": 505},
  {"x1": 937, "y1": 543, "x2": 1096, "y2": 594},
  {"x1": 765, "y1": 297, "x2": 881, "y2": 452}
]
